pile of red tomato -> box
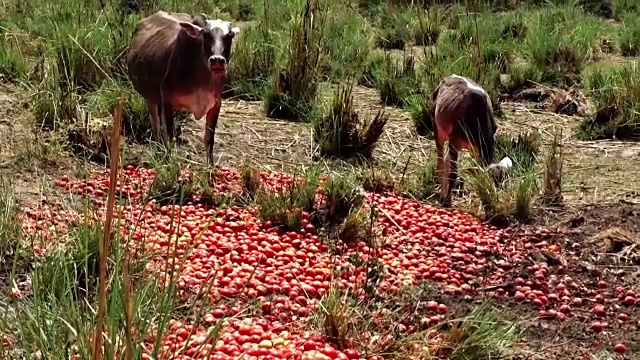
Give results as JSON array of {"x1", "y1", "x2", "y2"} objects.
[{"x1": 18, "y1": 165, "x2": 637, "y2": 358}]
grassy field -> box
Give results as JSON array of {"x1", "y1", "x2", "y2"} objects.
[{"x1": 0, "y1": 0, "x2": 640, "y2": 359}]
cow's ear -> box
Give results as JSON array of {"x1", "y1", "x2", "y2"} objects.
[
  {"x1": 179, "y1": 22, "x2": 203, "y2": 38},
  {"x1": 230, "y1": 26, "x2": 240, "y2": 37},
  {"x1": 192, "y1": 13, "x2": 207, "y2": 28}
]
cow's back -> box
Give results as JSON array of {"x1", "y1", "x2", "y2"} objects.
[
  {"x1": 434, "y1": 76, "x2": 489, "y2": 135},
  {"x1": 127, "y1": 11, "x2": 195, "y2": 104},
  {"x1": 434, "y1": 76, "x2": 469, "y2": 123},
  {"x1": 435, "y1": 75, "x2": 495, "y2": 162}
]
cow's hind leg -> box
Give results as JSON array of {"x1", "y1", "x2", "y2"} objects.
[
  {"x1": 146, "y1": 100, "x2": 160, "y2": 142},
  {"x1": 444, "y1": 142, "x2": 460, "y2": 207},
  {"x1": 162, "y1": 103, "x2": 176, "y2": 142},
  {"x1": 435, "y1": 127, "x2": 450, "y2": 207}
]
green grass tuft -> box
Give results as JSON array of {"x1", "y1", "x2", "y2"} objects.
[
  {"x1": 263, "y1": 0, "x2": 322, "y2": 121},
  {"x1": 313, "y1": 84, "x2": 389, "y2": 159},
  {"x1": 619, "y1": 14, "x2": 640, "y2": 56},
  {"x1": 375, "y1": 9, "x2": 413, "y2": 50},
  {"x1": 447, "y1": 303, "x2": 520, "y2": 360},
  {"x1": 578, "y1": 64, "x2": 640, "y2": 140},
  {"x1": 256, "y1": 167, "x2": 320, "y2": 232},
  {"x1": 226, "y1": 24, "x2": 277, "y2": 100}
]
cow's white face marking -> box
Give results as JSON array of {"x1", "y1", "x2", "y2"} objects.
[
  {"x1": 205, "y1": 20, "x2": 239, "y2": 36},
  {"x1": 451, "y1": 74, "x2": 486, "y2": 95}
]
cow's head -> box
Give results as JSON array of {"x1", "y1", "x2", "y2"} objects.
[{"x1": 179, "y1": 13, "x2": 240, "y2": 76}]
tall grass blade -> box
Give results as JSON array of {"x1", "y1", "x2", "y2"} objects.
[{"x1": 92, "y1": 95, "x2": 124, "y2": 360}]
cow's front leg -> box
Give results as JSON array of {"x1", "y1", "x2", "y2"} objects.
[{"x1": 204, "y1": 102, "x2": 221, "y2": 165}]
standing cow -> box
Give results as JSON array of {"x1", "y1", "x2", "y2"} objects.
[
  {"x1": 127, "y1": 11, "x2": 240, "y2": 163},
  {"x1": 432, "y1": 74, "x2": 512, "y2": 207}
]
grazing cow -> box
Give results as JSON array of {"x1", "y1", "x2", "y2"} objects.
[
  {"x1": 432, "y1": 74, "x2": 512, "y2": 207},
  {"x1": 127, "y1": 11, "x2": 240, "y2": 163}
]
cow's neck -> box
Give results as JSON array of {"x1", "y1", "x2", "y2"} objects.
[{"x1": 206, "y1": 74, "x2": 225, "y2": 92}]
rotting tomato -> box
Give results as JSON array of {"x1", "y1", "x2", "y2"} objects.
[{"x1": 17, "y1": 166, "x2": 639, "y2": 359}]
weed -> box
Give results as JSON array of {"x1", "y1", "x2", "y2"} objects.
[
  {"x1": 191, "y1": 167, "x2": 234, "y2": 207},
  {"x1": 361, "y1": 167, "x2": 398, "y2": 195},
  {"x1": 320, "y1": 173, "x2": 365, "y2": 226},
  {"x1": 464, "y1": 163, "x2": 501, "y2": 217},
  {"x1": 577, "y1": 0, "x2": 615, "y2": 19},
  {"x1": 264, "y1": 0, "x2": 322, "y2": 121},
  {"x1": 441, "y1": 4, "x2": 465, "y2": 30},
  {"x1": 500, "y1": 14, "x2": 527, "y2": 41},
  {"x1": 524, "y1": 35, "x2": 582, "y2": 85},
  {"x1": 619, "y1": 14, "x2": 640, "y2": 56},
  {"x1": 338, "y1": 208, "x2": 371, "y2": 244},
  {"x1": 503, "y1": 63, "x2": 537, "y2": 94},
  {"x1": 0, "y1": 178, "x2": 22, "y2": 274},
  {"x1": 13, "y1": 131, "x2": 69, "y2": 171},
  {"x1": 376, "y1": 10, "x2": 413, "y2": 50},
  {"x1": 32, "y1": 88, "x2": 79, "y2": 131},
  {"x1": 12, "y1": 220, "x2": 106, "y2": 356},
  {"x1": 442, "y1": 303, "x2": 520, "y2": 360},
  {"x1": 146, "y1": 151, "x2": 194, "y2": 205},
  {"x1": 514, "y1": 171, "x2": 538, "y2": 222},
  {"x1": 481, "y1": 42, "x2": 512, "y2": 74},
  {"x1": 0, "y1": 203, "x2": 193, "y2": 360},
  {"x1": 375, "y1": 53, "x2": 420, "y2": 107},
  {"x1": 414, "y1": 10, "x2": 441, "y2": 46},
  {"x1": 578, "y1": 65, "x2": 640, "y2": 140},
  {"x1": 407, "y1": 162, "x2": 438, "y2": 201},
  {"x1": 319, "y1": 6, "x2": 375, "y2": 81},
  {"x1": 65, "y1": 219, "x2": 103, "y2": 301},
  {"x1": 239, "y1": 163, "x2": 262, "y2": 201},
  {"x1": 464, "y1": 141, "x2": 541, "y2": 222},
  {"x1": 54, "y1": 27, "x2": 110, "y2": 94},
  {"x1": 314, "y1": 84, "x2": 389, "y2": 159},
  {"x1": 256, "y1": 190, "x2": 306, "y2": 231},
  {"x1": 223, "y1": 0, "x2": 255, "y2": 21},
  {"x1": 612, "y1": 0, "x2": 639, "y2": 18},
  {"x1": 0, "y1": 39, "x2": 27, "y2": 83},
  {"x1": 312, "y1": 288, "x2": 357, "y2": 349},
  {"x1": 495, "y1": 131, "x2": 542, "y2": 175},
  {"x1": 408, "y1": 94, "x2": 435, "y2": 138},
  {"x1": 358, "y1": 51, "x2": 386, "y2": 88},
  {"x1": 522, "y1": 8, "x2": 603, "y2": 85},
  {"x1": 226, "y1": 24, "x2": 277, "y2": 100},
  {"x1": 255, "y1": 167, "x2": 320, "y2": 232},
  {"x1": 89, "y1": 81, "x2": 150, "y2": 143}
]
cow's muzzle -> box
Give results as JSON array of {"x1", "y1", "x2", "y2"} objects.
[{"x1": 209, "y1": 55, "x2": 227, "y2": 73}]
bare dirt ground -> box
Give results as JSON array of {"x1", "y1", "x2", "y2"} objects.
[{"x1": 181, "y1": 85, "x2": 640, "y2": 206}]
